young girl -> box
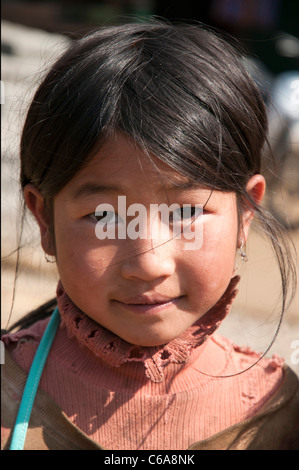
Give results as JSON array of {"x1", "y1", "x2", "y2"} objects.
[{"x1": 2, "y1": 20, "x2": 298, "y2": 451}]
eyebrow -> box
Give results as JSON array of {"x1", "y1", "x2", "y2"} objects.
[
  {"x1": 169, "y1": 180, "x2": 201, "y2": 190},
  {"x1": 71, "y1": 180, "x2": 203, "y2": 200},
  {"x1": 71, "y1": 183, "x2": 124, "y2": 199}
]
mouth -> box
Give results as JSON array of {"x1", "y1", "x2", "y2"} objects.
[{"x1": 113, "y1": 296, "x2": 184, "y2": 315}]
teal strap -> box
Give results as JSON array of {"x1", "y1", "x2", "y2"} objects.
[{"x1": 9, "y1": 307, "x2": 61, "y2": 450}]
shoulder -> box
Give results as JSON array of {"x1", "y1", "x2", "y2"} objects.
[
  {"x1": 209, "y1": 334, "x2": 290, "y2": 415},
  {"x1": 189, "y1": 363, "x2": 299, "y2": 450},
  {"x1": 211, "y1": 333, "x2": 285, "y2": 377},
  {"x1": 2, "y1": 317, "x2": 51, "y2": 345},
  {"x1": 1, "y1": 318, "x2": 51, "y2": 374},
  {"x1": 1, "y1": 348, "x2": 103, "y2": 450},
  {"x1": 250, "y1": 365, "x2": 299, "y2": 449}
]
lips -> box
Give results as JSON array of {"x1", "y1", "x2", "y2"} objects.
[
  {"x1": 113, "y1": 294, "x2": 184, "y2": 314},
  {"x1": 119, "y1": 294, "x2": 181, "y2": 305}
]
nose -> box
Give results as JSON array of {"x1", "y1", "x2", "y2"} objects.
[{"x1": 120, "y1": 239, "x2": 176, "y2": 282}]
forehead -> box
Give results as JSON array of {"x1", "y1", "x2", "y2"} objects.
[
  {"x1": 54, "y1": 131, "x2": 238, "y2": 213},
  {"x1": 67, "y1": 132, "x2": 197, "y2": 193}
]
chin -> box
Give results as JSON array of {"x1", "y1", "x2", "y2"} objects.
[{"x1": 120, "y1": 331, "x2": 181, "y2": 348}]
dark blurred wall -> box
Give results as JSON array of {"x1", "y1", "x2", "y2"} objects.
[
  {"x1": 156, "y1": 0, "x2": 299, "y2": 74},
  {"x1": 2, "y1": 0, "x2": 299, "y2": 72}
]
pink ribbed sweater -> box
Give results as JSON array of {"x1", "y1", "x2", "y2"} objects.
[{"x1": 3, "y1": 276, "x2": 284, "y2": 450}]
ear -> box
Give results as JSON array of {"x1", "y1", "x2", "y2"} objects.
[
  {"x1": 23, "y1": 184, "x2": 55, "y2": 256},
  {"x1": 239, "y1": 174, "x2": 266, "y2": 246}
]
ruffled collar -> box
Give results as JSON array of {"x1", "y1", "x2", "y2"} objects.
[{"x1": 56, "y1": 276, "x2": 240, "y2": 383}]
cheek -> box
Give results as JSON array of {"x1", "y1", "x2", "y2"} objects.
[
  {"x1": 202, "y1": 213, "x2": 238, "y2": 261},
  {"x1": 183, "y1": 215, "x2": 238, "y2": 306},
  {"x1": 54, "y1": 240, "x2": 112, "y2": 316},
  {"x1": 53, "y1": 219, "x2": 121, "y2": 299},
  {"x1": 55, "y1": 238, "x2": 106, "y2": 285}
]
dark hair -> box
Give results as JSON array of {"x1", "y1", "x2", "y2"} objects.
[
  {"x1": 9, "y1": 20, "x2": 296, "y2": 331},
  {"x1": 21, "y1": 21, "x2": 266, "y2": 196}
]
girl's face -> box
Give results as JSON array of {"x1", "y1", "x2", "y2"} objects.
[{"x1": 26, "y1": 132, "x2": 264, "y2": 347}]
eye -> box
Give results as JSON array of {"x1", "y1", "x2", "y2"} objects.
[
  {"x1": 169, "y1": 206, "x2": 202, "y2": 223},
  {"x1": 89, "y1": 211, "x2": 122, "y2": 224}
]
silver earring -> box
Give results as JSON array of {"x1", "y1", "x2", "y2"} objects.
[
  {"x1": 238, "y1": 241, "x2": 248, "y2": 262},
  {"x1": 44, "y1": 252, "x2": 56, "y2": 263}
]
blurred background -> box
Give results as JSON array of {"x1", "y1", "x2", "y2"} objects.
[{"x1": 1, "y1": 0, "x2": 299, "y2": 373}]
